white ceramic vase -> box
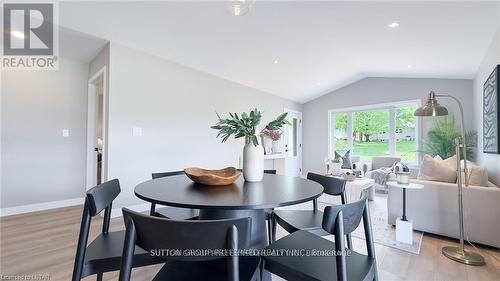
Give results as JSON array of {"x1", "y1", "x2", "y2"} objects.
[
  {"x1": 243, "y1": 137, "x2": 264, "y2": 182},
  {"x1": 272, "y1": 140, "x2": 280, "y2": 153},
  {"x1": 261, "y1": 135, "x2": 273, "y2": 154}
]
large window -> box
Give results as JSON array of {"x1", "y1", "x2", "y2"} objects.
[{"x1": 329, "y1": 101, "x2": 419, "y2": 163}]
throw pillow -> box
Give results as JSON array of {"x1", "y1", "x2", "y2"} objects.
[
  {"x1": 463, "y1": 165, "x2": 489, "y2": 187},
  {"x1": 442, "y1": 155, "x2": 457, "y2": 170},
  {"x1": 418, "y1": 154, "x2": 457, "y2": 183},
  {"x1": 441, "y1": 156, "x2": 489, "y2": 186},
  {"x1": 335, "y1": 150, "x2": 352, "y2": 169}
]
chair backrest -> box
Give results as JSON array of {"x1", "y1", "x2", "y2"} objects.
[
  {"x1": 86, "y1": 179, "x2": 121, "y2": 216},
  {"x1": 152, "y1": 170, "x2": 185, "y2": 179},
  {"x1": 321, "y1": 190, "x2": 375, "y2": 281},
  {"x1": 322, "y1": 190, "x2": 368, "y2": 235},
  {"x1": 73, "y1": 179, "x2": 121, "y2": 280},
  {"x1": 307, "y1": 172, "x2": 346, "y2": 196},
  {"x1": 122, "y1": 208, "x2": 252, "y2": 261}
]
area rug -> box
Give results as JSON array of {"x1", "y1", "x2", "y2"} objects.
[{"x1": 347, "y1": 195, "x2": 424, "y2": 254}]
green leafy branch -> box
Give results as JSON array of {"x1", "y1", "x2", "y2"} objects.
[{"x1": 211, "y1": 109, "x2": 290, "y2": 147}]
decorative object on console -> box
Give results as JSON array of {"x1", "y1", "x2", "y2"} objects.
[
  {"x1": 261, "y1": 129, "x2": 283, "y2": 154},
  {"x1": 483, "y1": 65, "x2": 499, "y2": 154},
  {"x1": 341, "y1": 171, "x2": 356, "y2": 181},
  {"x1": 261, "y1": 134, "x2": 273, "y2": 155},
  {"x1": 211, "y1": 109, "x2": 289, "y2": 182},
  {"x1": 334, "y1": 150, "x2": 352, "y2": 169},
  {"x1": 396, "y1": 164, "x2": 410, "y2": 184},
  {"x1": 324, "y1": 157, "x2": 343, "y2": 175},
  {"x1": 415, "y1": 91, "x2": 485, "y2": 266}
]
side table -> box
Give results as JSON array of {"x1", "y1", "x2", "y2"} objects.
[{"x1": 387, "y1": 181, "x2": 424, "y2": 244}]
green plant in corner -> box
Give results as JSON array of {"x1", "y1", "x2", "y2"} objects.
[
  {"x1": 422, "y1": 115, "x2": 477, "y2": 160},
  {"x1": 211, "y1": 109, "x2": 290, "y2": 146}
]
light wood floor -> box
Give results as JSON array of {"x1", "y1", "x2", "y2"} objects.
[{"x1": 1, "y1": 204, "x2": 499, "y2": 281}]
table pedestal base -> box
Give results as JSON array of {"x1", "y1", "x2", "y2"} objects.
[
  {"x1": 199, "y1": 209, "x2": 267, "y2": 249},
  {"x1": 396, "y1": 217, "x2": 413, "y2": 245}
]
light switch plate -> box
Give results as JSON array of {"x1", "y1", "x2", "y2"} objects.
[
  {"x1": 62, "y1": 129, "x2": 70, "y2": 137},
  {"x1": 132, "y1": 127, "x2": 142, "y2": 136}
]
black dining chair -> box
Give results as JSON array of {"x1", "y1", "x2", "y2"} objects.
[
  {"x1": 72, "y1": 179, "x2": 162, "y2": 281},
  {"x1": 149, "y1": 171, "x2": 199, "y2": 220},
  {"x1": 118, "y1": 208, "x2": 262, "y2": 281},
  {"x1": 271, "y1": 173, "x2": 351, "y2": 247},
  {"x1": 263, "y1": 190, "x2": 377, "y2": 281}
]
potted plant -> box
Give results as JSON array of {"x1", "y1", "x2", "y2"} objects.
[
  {"x1": 324, "y1": 157, "x2": 343, "y2": 175},
  {"x1": 211, "y1": 109, "x2": 289, "y2": 182}
]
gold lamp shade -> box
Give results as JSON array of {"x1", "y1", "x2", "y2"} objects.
[{"x1": 414, "y1": 91, "x2": 449, "y2": 117}]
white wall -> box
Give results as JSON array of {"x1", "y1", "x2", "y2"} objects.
[
  {"x1": 1, "y1": 59, "x2": 89, "y2": 208},
  {"x1": 107, "y1": 43, "x2": 302, "y2": 208},
  {"x1": 474, "y1": 26, "x2": 500, "y2": 186},
  {"x1": 302, "y1": 77, "x2": 474, "y2": 174}
]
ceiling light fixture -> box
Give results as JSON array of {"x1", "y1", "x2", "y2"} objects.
[
  {"x1": 273, "y1": 59, "x2": 279, "y2": 64},
  {"x1": 388, "y1": 21, "x2": 400, "y2": 28},
  {"x1": 226, "y1": 0, "x2": 255, "y2": 16},
  {"x1": 407, "y1": 64, "x2": 413, "y2": 69},
  {"x1": 10, "y1": 30, "x2": 25, "y2": 39}
]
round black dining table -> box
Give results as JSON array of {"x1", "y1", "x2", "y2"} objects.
[{"x1": 135, "y1": 173, "x2": 324, "y2": 248}]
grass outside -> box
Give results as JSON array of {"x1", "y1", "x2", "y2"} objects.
[{"x1": 334, "y1": 139, "x2": 416, "y2": 163}]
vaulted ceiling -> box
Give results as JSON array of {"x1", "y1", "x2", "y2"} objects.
[{"x1": 58, "y1": 1, "x2": 500, "y2": 103}]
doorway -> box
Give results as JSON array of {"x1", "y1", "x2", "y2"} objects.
[
  {"x1": 283, "y1": 109, "x2": 302, "y2": 177},
  {"x1": 86, "y1": 67, "x2": 107, "y2": 190}
]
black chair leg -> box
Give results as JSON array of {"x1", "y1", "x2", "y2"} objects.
[
  {"x1": 96, "y1": 273, "x2": 103, "y2": 281},
  {"x1": 271, "y1": 214, "x2": 277, "y2": 243},
  {"x1": 149, "y1": 203, "x2": 156, "y2": 216},
  {"x1": 267, "y1": 215, "x2": 272, "y2": 245},
  {"x1": 346, "y1": 233, "x2": 353, "y2": 249},
  {"x1": 119, "y1": 218, "x2": 137, "y2": 281}
]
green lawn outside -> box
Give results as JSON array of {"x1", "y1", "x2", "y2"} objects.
[{"x1": 334, "y1": 140, "x2": 416, "y2": 163}]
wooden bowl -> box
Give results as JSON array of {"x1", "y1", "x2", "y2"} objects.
[{"x1": 184, "y1": 167, "x2": 241, "y2": 186}]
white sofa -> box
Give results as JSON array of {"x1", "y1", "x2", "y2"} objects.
[{"x1": 388, "y1": 177, "x2": 500, "y2": 248}]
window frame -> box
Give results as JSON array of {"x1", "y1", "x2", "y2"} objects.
[{"x1": 327, "y1": 99, "x2": 422, "y2": 164}]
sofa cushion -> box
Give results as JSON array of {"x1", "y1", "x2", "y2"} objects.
[
  {"x1": 418, "y1": 154, "x2": 457, "y2": 183},
  {"x1": 441, "y1": 155, "x2": 489, "y2": 187},
  {"x1": 462, "y1": 164, "x2": 489, "y2": 187}
]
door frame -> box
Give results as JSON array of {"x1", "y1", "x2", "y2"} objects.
[
  {"x1": 284, "y1": 108, "x2": 303, "y2": 176},
  {"x1": 86, "y1": 66, "x2": 108, "y2": 190}
]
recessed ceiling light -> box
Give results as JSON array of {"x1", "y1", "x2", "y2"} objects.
[
  {"x1": 317, "y1": 82, "x2": 322, "y2": 86},
  {"x1": 11, "y1": 30, "x2": 24, "y2": 39},
  {"x1": 388, "y1": 21, "x2": 400, "y2": 28},
  {"x1": 273, "y1": 59, "x2": 279, "y2": 64},
  {"x1": 407, "y1": 64, "x2": 413, "y2": 69}
]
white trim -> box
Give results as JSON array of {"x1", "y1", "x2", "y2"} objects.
[
  {"x1": 284, "y1": 108, "x2": 303, "y2": 176},
  {"x1": 328, "y1": 99, "x2": 422, "y2": 114},
  {"x1": 110, "y1": 203, "x2": 150, "y2": 219},
  {"x1": 0, "y1": 197, "x2": 85, "y2": 217},
  {"x1": 86, "y1": 66, "x2": 108, "y2": 190}
]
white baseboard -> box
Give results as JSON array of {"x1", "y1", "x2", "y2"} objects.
[
  {"x1": 110, "y1": 203, "x2": 150, "y2": 219},
  {"x1": 0, "y1": 197, "x2": 85, "y2": 217}
]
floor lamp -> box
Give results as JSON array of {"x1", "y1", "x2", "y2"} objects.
[{"x1": 414, "y1": 91, "x2": 485, "y2": 266}]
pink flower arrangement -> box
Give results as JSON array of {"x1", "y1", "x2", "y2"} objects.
[{"x1": 262, "y1": 129, "x2": 283, "y2": 141}]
